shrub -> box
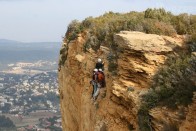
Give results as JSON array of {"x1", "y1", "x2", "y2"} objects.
[
  {"x1": 84, "y1": 35, "x2": 100, "y2": 51},
  {"x1": 0, "y1": 115, "x2": 15, "y2": 128},
  {"x1": 58, "y1": 45, "x2": 68, "y2": 66},
  {"x1": 83, "y1": 41, "x2": 91, "y2": 52},
  {"x1": 162, "y1": 122, "x2": 178, "y2": 131},
  {"x1": 64, "y1": 8, "x2": 196, "y2": 43},
  {"x1": 108, "y1": 61, "x2": 118, "y2": 72},
  {"x1": 95, "y1": 103, "x2": 99, "y2": 110},
  {"x1": 128, "y1": 123, "x2": 134, "y2": 131},
  {"x1": 138, "y1": 42, "x2": 196, "y2": 130},
  {"x1": 62, "y1": 8, "x2": 196, "y2": 55},
  {"x1": 190, "y1": 33, "x2": 196, "y2": 43},
  {"x1": 107, "y1": 52, "x2": 118, "y2": 73},
  {"x1": 66, "y1": 20, "x2": 83, "y2": 42},
  {"x1": 144, "y1": 8, "x2": 172, "y2": 22}
]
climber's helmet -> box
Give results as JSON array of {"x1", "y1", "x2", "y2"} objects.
[
  {"x1": 98, "y1": 68, "x2": 103, "y2": 72},
  {"x1": 93, "y1": 68, "x2": 98, "y2": 72},
  {"x1": 98, "y1": 58, "x2": 102, "y2": 63}
]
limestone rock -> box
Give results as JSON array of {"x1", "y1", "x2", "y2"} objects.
[{"x1": 58, "y1": 31, "x2": 190, "y2": 131}]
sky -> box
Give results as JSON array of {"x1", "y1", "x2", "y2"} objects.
[{"x1": 0, "y1": 0, "x2": 195, "y2": 42}]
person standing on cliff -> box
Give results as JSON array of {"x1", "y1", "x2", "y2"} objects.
[{"x1": 95, "y1": 58, "x2": 104, "y2": 71}]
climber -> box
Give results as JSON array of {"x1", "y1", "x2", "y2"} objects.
[
  {"x1": 98, "y1": 68, "x2": 106, "y2": 87},
  {"x1": 90, "y1": 68, "x2": 99, "y2": 100},
  {"x1": 95, "y1": 58, "x2": 104, "y2": 71},
  {"x1": 92, "y1": 69, "x2": 105, "y2": 100}
]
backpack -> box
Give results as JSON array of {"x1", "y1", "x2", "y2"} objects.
[{"x1": 97, "y1": 72, "x2": 104, "y2": 82}]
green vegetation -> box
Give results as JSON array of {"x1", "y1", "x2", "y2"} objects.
[
  {"x1": 128, "y1": 123, "x2": 134, "y2": 131},
  {"x1": 138, "y1": 42, "x2": 196, "y2": 131},
  {"x1": 62, "y1": 8, "x2": 196, "y2": 77},
  {"x1": 0, "y1": 115, "x2": 16, "y2": 129},
  {"x1": 107, "y1": 52, "x2": 118, "y2": 74},
  {"x1": 95, "y1": 103, "x2": 99, "y2": 110},
  {"x1": 65, "y1": 20, "x2": 84, "y2": 42},
  {"x1": 64, "y1": 8, "x2": 196, "y2": 51},
  {"x1": 59, "y1": 45, "x2": 68, "y2": 66}
]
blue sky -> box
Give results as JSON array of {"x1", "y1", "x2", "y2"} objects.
[{"x1": 0, "y1": 0, "x2": 195, "y2": 42}]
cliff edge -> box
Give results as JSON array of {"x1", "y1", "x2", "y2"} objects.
[{"x1": 58, "y1": 31, "x2": 195, "y2": 131}]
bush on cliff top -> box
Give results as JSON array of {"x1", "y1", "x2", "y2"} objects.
[
  {"x1": 61, "y1": 8, "x2": 196, "y2": 72},
  {"x1": 64, "y1": 8, "x2": 196, "y2": 51}
]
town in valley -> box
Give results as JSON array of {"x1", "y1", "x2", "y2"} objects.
[{"x1": 0, "y1": 60, "x2": 62, "y2": 130}]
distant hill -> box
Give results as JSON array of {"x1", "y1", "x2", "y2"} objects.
[
  {"x1": 0, "y1": 39, "x2": 61, "y2": 50},
  {"x1": 0, "y1": 39, "x2": 61, "y2": 64},
  {"x1": 0, "y1": 39, "x2": 21, "y2": 44}
]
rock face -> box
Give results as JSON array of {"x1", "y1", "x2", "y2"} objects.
[
  {"x1": 58, "y1": 31, "x2": 195, "y2": 131},
  {"x1": 179, "y1": 92, "x2": 196, "y2": 131}
]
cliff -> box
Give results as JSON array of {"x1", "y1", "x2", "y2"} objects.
[{"x1": 58, "y1": 31, "x2": 196, "y2": 131}]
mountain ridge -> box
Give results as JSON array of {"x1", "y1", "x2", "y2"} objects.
[
  {"x1": 0, "y1": 39, "x2": 61, "y2": 44},
  {"x1": 0, "y1": 39, "x2": 61, "y2": 50}
]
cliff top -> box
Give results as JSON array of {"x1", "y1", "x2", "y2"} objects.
[{"x1": 115, "y1": 31, "x2": 184, "y2": 52}]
